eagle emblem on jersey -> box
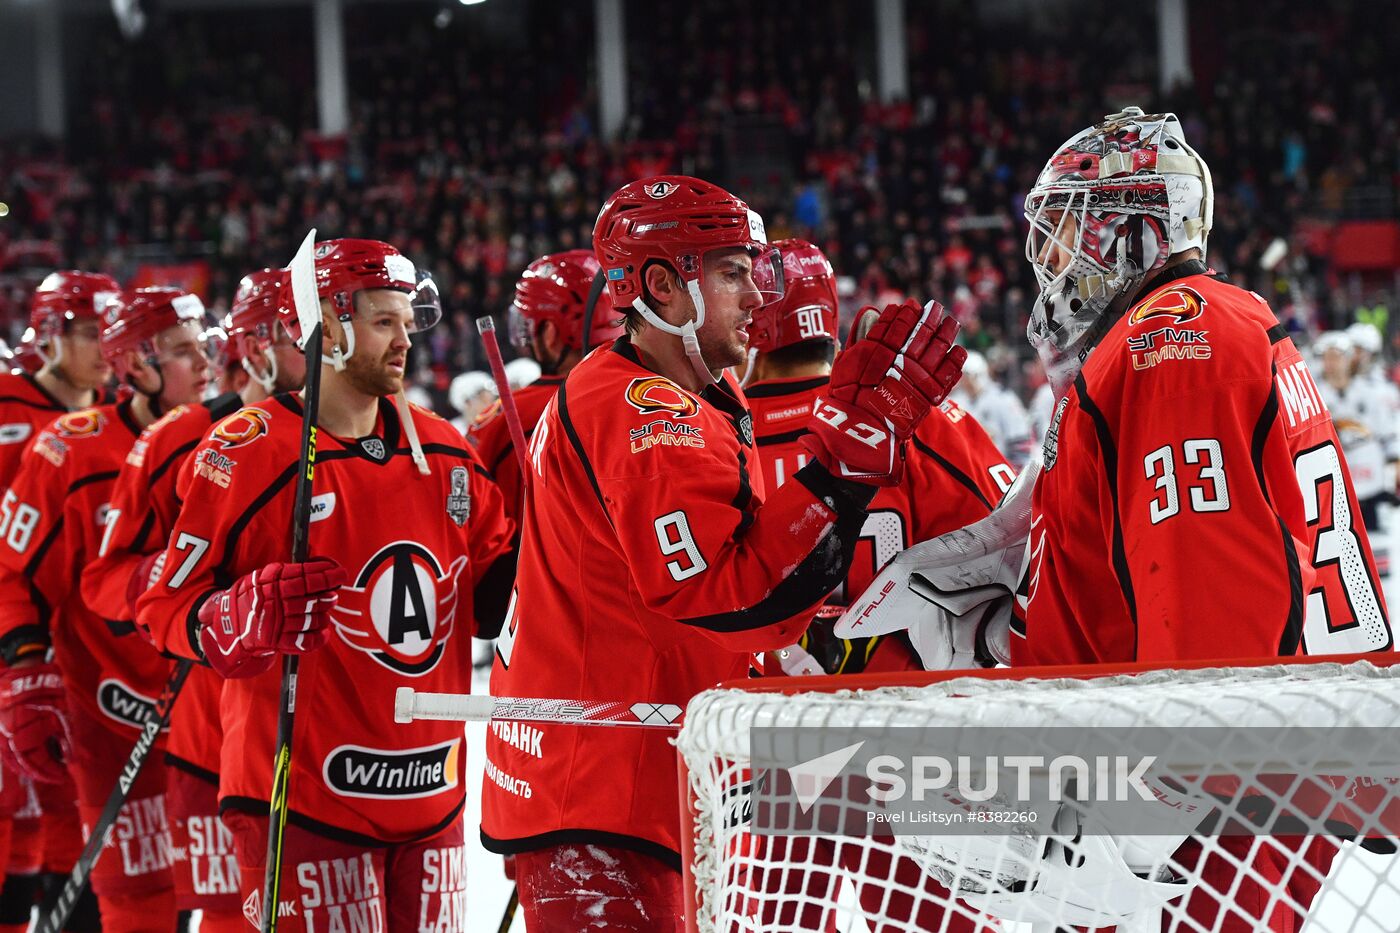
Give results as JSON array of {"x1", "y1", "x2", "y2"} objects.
[
  {"x1": 211, "y1": 408, "x2": 270, "y2": 449},
  {"x1": 446, "y1": 467, "x2": 471, "y2": 526},
  {"x1": 54, "y1": 410, "x2": 105, "y2": 438},
  {"x1": 330, "y1": 541, "x2": 467, "y2": 675},
  {"x1": 625, "y1": 377, "x2": 699, "y2": 418},
  {"x1": 1128, "y1": 285, "x2": 1206, "y2": 327}
]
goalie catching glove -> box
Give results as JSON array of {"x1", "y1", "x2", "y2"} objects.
[
  {"x1": 0, "y1": 662, "x2": 71, "y2": 784},
  {"x1": 834, "y1": 453, "x2": 1042, "y2": 669},
  {"x1": 197, "y1": 557, "x2": 348, "y2": 678},
  {"x1": 802, "y1": 299, "x2": 965, "y2": 486}
]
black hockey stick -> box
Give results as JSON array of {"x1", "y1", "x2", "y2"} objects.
[
  {"x1": 261, "y1": 230, "x2": 323, "y2": 933},
  {"x1": 38, "y1": 659, "x2": 193, "y2": 933},
  {"x1": 496, "y1": 885, "x2": 519, "y2": 933}
]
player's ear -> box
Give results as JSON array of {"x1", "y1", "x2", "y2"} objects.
[
  {"x1": 539, "y1": 320, "x2": 564, "y2": 358},
  {"x1": 643, "y1": 262, "x2": 685, "y2": 322},
  {"x1": 319, "y1": 299, "x2": 345, "y2": 354}
]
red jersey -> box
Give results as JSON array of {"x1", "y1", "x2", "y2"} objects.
[
  {"x1": 0, "y1": 373, "x2": 93, "y2": 488},
  {"x1": 467, "y1": 375, "x2": 563, "y2": 527},
  {"x1": 0, "y1": 400, "x2": 175, "y2": 736},
  {"x1": 482, "y1": 339, "x2": 879, "y2": 865},
  {"x1": 1018, "y1": 267, "x2": 1392, "y2": 665},
  {"x1": 746, "y1": 375, "x2": 1013, "y2": 672},
  {"x1": 136, "y1": 395, "x2": 513, "y2": 845},
  {"x1": 82, "y1": 392, "x2": 247, "y2": 783}
]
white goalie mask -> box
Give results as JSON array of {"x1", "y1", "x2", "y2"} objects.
[{"x1": 1025, "y1": 107, "x2": 1213, "y2": 359}]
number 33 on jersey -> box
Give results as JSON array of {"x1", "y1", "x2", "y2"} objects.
[{"x1": 1020, "y1": 273, "x2": 1391, "y2": 665}]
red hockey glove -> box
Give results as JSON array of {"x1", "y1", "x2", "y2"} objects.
[
  {"x1": 197, "y1": 558, "x2": 347, "y2": 679},
  {"x1": 803, "y1": 299, "x2": 965, "y2": 486},
  {"x1": 0, "y1": 663, "x2": 71, "y2": 784},
  {"x1": 128, "y1": 551, "x2": 166, "y2": 644}
]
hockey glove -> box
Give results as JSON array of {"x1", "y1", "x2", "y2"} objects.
[
  {"x1": 129, "y1": 551, "x2": 166, "y2": 644},
  {"x1": 0, "y1": 662, "x2": 71, "y2": 784},
  {"x1": 803, "y1": 299, "x2": 965, "y2": 486},
  {"x1": 835, "y1": 454, "x2": 1042, "y2": 670},
  {"x1": 197, "y1": 558, "x2": 347, "y2": 679}
]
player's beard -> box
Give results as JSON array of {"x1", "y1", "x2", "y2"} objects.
[{"x1": 343, "y1": 347, "x2": 405, "y2": 398}]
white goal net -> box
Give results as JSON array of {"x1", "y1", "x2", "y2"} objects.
[{"x1": 676, "y1": 656, "x2": 1400, "y2": 933}]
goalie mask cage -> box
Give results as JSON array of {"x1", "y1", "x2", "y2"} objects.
[{"x1": 676, "y1": 653, "x2": 1400, "y2": 933}]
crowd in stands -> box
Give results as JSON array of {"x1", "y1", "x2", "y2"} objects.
[{"x1": 1, "y1": 0, "x2": 1396, "y2": 411}]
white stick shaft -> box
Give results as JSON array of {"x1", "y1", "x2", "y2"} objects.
[{"x1": 394, "y1": 688, "x2": 683, "y2": 729}]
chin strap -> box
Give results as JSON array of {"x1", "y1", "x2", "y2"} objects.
[
  {"x1": 327, "y1": 311, "x2": 355, "y2": 372},
  {"x1": 395, "y1": 389, "x2": 431, "y2": 476},
  {"x1": 243, "y1": 347, "x2": 278, "y2": 394},
  {"x1": 738, "y1": 346, "x2": 759, "y2": 387},
  {"x1": 631, "y1": 279, "x2": 717, "y2": 387}
]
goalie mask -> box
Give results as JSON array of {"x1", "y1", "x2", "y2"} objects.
[{"x1": 1025, "y1": 108, "x2": 1213, "y2": 360}]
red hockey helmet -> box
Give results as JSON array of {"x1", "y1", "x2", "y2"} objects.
[
  {"x1": 100, "y1": 287, "x2": 210, "y2": 380},
  {"x1": 747, "y1": 239, "x2": 839, "y2": 354},
  {"x1": 226, "y1": 268, "x2": 289, "y2": 364},
  {"x1": 13, "y1": 330, "x2": 44, "y2": 375},
  {"x1": 29, "y1": 270, "x2": 122, "y2": 350},
  {"x1": 283, "y1": 239, "x2": 441, "y2": 367},
  {"x1": 593, "y1": 175, "x2": 782, "y2": 381},
  {"x1": 508, "y1": 250, "x2": 622, "y2": 355}
]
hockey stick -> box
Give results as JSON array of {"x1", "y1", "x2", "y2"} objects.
[
  {"x1": 37, "y1": 659, "x2": 193, "y2": 933},
  {"x1": 475, "y1": 316, "x2": 530, "y2": 472},
  {"x1": 496, "y1": 886, "x2": 519, "y2": 933},
  {"x1": 262, "y1": 229, "x2": 322, "y2": 933},
  {"x1": 394, "y1": 688, "x2": 684, "y2": 728}
]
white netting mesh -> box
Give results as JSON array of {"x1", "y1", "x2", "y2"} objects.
[{"x1": 677, "y1": 659, "x2": 1400, "y2": 933}]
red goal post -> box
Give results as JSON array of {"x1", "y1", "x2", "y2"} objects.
[{"x1": 677, "y1": 652, "x2": 1400, "y2": 933}]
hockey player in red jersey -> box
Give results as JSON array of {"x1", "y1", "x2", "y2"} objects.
[
  {"x1": 470, "y1": 249, "x2": 624, "y2": 524},
  {"x1": 82, "y1": 268, "x2": 306, "y2": 932},
  {"x1": 747, "y1": 238, "x2": 1012, "y2": 677},
  {"x1": 0, "y1": 272, "x2": 117, "y2": 484},
  {"x1": 0, "y1": 285, "x2": 217, "y2": 931},
  {"x1": 0, "y1": 272, "x2": 118, "y2": 932},
  {"x1": 481, "y1": 176, "x2": 968, "y2": 930},
  {"x1": 741, "y1": 239, "x2": 1010, "y2": 932},
  {"x1": 135, "y1": 239, "x2": 514, "y2": 932},
  {"x1": 1020, "y1": 107, "x2": 1392, "y2": 931},
  {"x1": 849, "y1": 108, "x2": 1393, "y2": 932}
]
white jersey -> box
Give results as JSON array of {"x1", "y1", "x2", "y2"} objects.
[
  {"x1": 1316, "y1": 371, "x2": 1397, "y2": 499},
  {"x1": 957, "y1": 383, "x2": 1032, "y2": 466},
  {"x1": 1029, "y1": 383, "x2": 1055, "y2": 446}
]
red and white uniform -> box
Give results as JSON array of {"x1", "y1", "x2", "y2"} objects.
[
  {"x1": 747, "y1": 376, "x2": 1012, "y2": 673},
  {"x1": 468, "y1": 374, "x2": 564, "y2": 526},
  {"x1": 1019, "y1": 268, "x2": 1392, "y2": 665},
  {"x1": 0, "y1": 373, "x2": 77, "y2": 488},
  {"x1": 746, "y1": 376, "x2": 1012, "y2": 933},
  {"x1": 0, "y1": 373, "x2": 98, "y2": 911},
  {"x1": 82, "y1": 392, "x2": 248, "y2": 914},
  {"x1": 137, "y1": 395, "x2": 513, "y2": 845},
  {"x1": 482, "y1": 339, "x2": 879, "y2": 865},
  {"x1": 0, "y1": 400, "x2": 176, "y2": 897}
]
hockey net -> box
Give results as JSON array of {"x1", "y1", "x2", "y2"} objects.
[{"x1": 677, "y1": 654, "x2": 1400, "y2": 933}]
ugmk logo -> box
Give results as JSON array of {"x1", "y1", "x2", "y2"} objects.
[{"x1": 330, "y1": 542, "x2": 467, "y2": 675}]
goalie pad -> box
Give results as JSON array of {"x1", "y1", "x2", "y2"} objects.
[
  {"x1": 834, "y1": 453, "x2": 1042, "y2": 669},
  {"x1": 897, "y1": 774, "x2": 1209, "y2": 928}
]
